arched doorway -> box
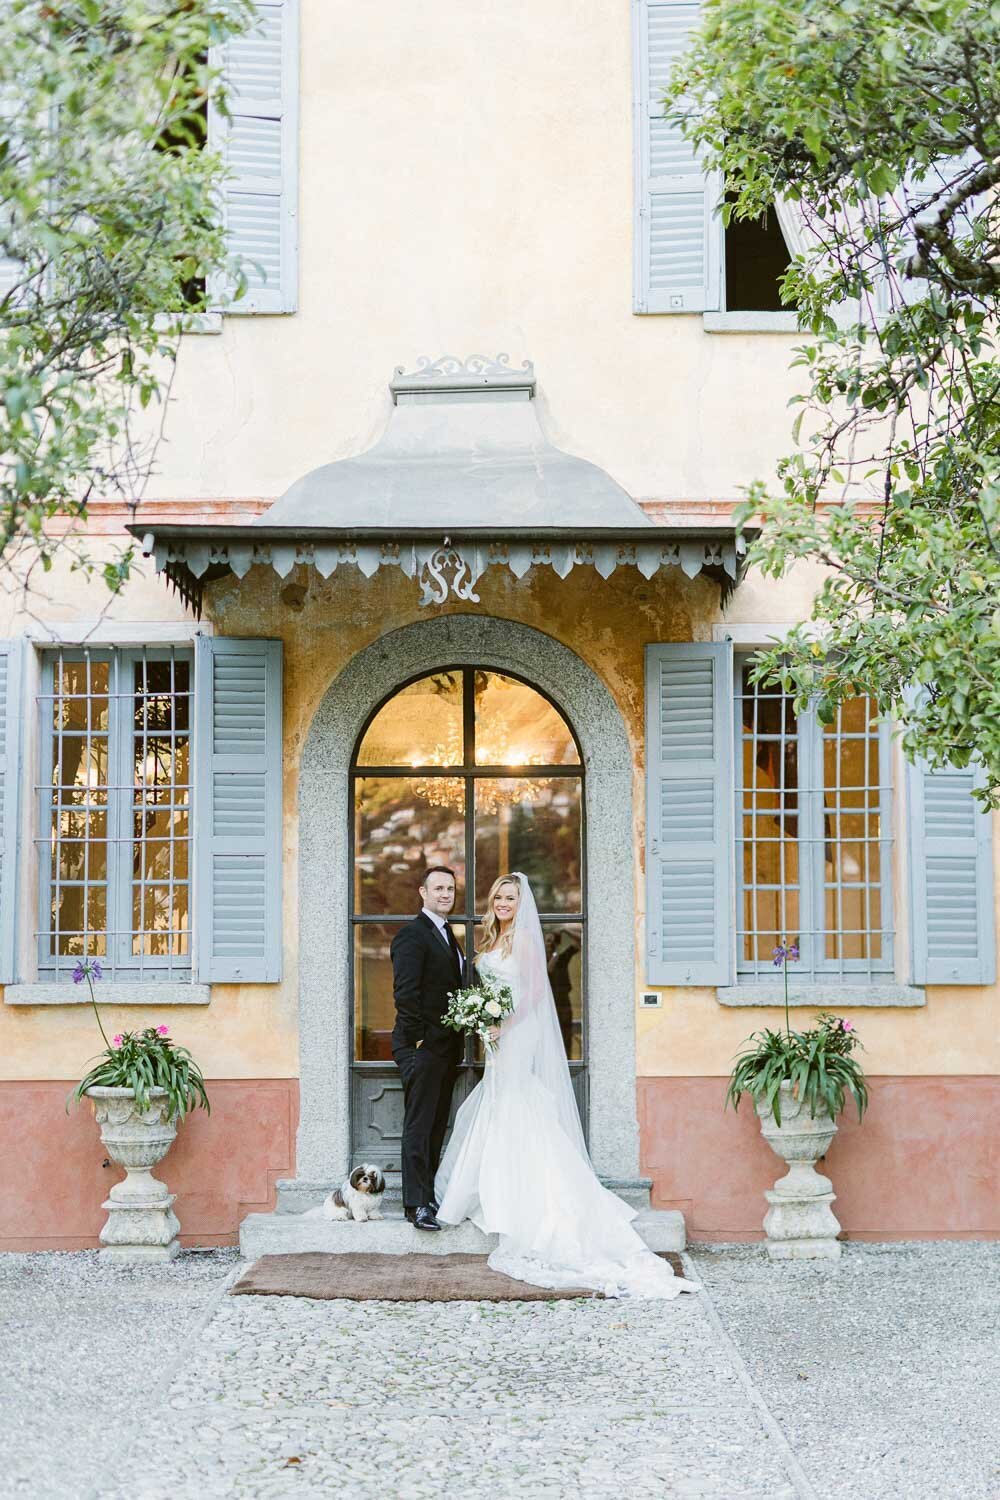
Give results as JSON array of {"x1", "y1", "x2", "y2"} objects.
[
  {"x1": 292, "y1": 614, "x2": 640, "y2": 1202},
  {"x1": 349, "y1": 667, "x2": 586, "y2": 1173}
]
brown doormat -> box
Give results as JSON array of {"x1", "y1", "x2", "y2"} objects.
[{"x1": 231, "y1": 1251, "x2": 686, "y2": 1303}]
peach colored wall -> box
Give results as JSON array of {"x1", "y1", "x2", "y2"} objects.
[
  {"x1": 636, "y1": 986, "x2": 1000, "y2": 1078},
  {"x1": 0, "y1": 1080, "x2": 297, "y2": 1250},
  {"x1": 130, "y1": 0, "x2": 806, "y2": 507},
  {"x1": 639, "y1": 1076, "x2": 1000, "y2": 1240}
]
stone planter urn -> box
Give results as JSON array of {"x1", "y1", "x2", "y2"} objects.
[
  {"x1": 755, "y1": 1081, "x2": 842, "y2": 1260},
  {"x1": 87, "y1": 1086, "x2": 181, "y2": 1261}
]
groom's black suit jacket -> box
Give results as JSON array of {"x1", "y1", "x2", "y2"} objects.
[{"x1": 390, "y1": 912, "x2": 467, "y2": 1061}]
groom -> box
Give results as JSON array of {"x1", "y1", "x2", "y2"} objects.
[{"x1": 390, "y1": 866, "x2": 466, "y2": 1231}]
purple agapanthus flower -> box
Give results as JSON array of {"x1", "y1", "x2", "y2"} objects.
[
  {"x1": 772, "y1": 943, "x2": 800, "y2": 967},
  {"x1": 71, "y1": 960, "x2": 103, "y2": 984}
]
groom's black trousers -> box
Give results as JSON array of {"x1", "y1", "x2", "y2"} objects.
[{"x1": 393, "y1": 1044, "x2": 459, "y2": 1209}]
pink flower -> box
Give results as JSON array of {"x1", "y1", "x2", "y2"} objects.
[
  {"x1": 156, "y1": 1025, "x2": 169, "y2": 1036},
  {"x1": 841, "y1": 1019, "x2": 854, "y2": 1032},
  {"x1": 112, "y1": 1035, "x2": 123, "y2": 1047}
]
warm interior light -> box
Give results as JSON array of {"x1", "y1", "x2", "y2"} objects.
[{"x1": 410, "y1": 710, "x2": 551, "y2": 813}]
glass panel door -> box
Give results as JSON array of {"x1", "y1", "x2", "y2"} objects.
[{"x1": 350, "y1": 667, "x2": 586, "y2": 1175}]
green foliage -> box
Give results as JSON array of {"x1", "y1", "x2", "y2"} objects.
[
  {"x1": 726, "y1": 1013, "x2": 869, "y2": 1125},
  {"x1": 67, "y1": 958, "x2": 209, "y2": 1119},
  {"x1": 0, "y1": 0, "x2": 256, "y2": 588},
  {"x1": 669, "y1": 0, "x2": 1000, "y2": 805},
  {"x1": 71, "y1": 1024, "x2": 210, "y2": 1120}
]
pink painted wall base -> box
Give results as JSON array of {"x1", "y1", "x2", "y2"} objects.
[
  {"x1": 3, "y1": 1075, "x2": 997, "y2": 1249},
  {"x1": 639, "y1": 1075, "x2": 1000, "y2": 1240},
  {"x1": 0, "y1": 1079, "x2": 298, "y2": 1251}
]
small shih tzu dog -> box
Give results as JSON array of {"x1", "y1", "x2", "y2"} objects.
[{"x1": 309, "y1": 1165, "x2": 386, "y2": 1222}]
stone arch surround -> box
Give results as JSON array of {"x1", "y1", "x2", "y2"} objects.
[{"x1": 291, "y1": 613, "x2": 641, "y2": 1197}]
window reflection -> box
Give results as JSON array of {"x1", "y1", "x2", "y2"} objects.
[
  {"x1": 475, "y1": 779, "x2": 582, "y2": 913},
  {"x1": 354, "y1": 922, "x2": 403, "y2": 1060},
  {"x1": 545, "y1": 921, "x2": 583, "y2": 1060},
  {"x1": 473, "y1": 672, "x2": 579, "y2": 766},
  {"x1": 357, "y1": 672, "x2": 464, "y2": 768},
  {"x1": 354, "y1": 777, "x2": 466, "y2": 915}
]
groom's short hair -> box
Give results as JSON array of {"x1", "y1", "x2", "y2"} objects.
[{"x1": 420, "y1": 865, "x2": 456, "y2": 888}]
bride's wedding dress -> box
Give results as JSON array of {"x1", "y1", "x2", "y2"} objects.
[{"x1": 435, "y1": 876, "x2": 700, "y2": 1299}]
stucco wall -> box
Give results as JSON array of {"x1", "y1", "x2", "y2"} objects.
[{"x1": 131, "y1": 0, "x2": 804, "y2": 507}]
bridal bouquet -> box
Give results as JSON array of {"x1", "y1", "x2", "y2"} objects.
[{"x1": 442, "y1": 973, "x2": 515, "y2": 1051}]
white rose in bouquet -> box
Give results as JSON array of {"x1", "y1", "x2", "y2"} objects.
[{"x1": 442, "y1": 975, "x2": 515, "y2": 1051}]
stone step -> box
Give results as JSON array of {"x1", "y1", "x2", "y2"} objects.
[{"x1": 239, "y1": 1207, "x2": 685, "y2": 1260}]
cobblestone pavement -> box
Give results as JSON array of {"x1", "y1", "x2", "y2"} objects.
[
  {"x1": 688, "y1": 1241, "x2": 1000, "y2": 1500},
  {"x1": 1, "y1": 1242, "x2": 996, "y2": 1500}
]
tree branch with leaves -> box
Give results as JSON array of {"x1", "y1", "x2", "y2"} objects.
[
  {"x1": 670, "y1": 0, "x2": 1000, "y2": 805},
  {"x1": 0, "y1": 0, "x2": 256, "y2": 596}
]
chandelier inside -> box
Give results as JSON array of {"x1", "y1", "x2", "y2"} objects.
[{"x1": 410, "y1": 711, "x2": 552, "y2": 814}]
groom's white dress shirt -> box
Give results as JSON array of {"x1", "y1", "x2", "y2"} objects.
[{"x1": 421, "y1": 906, "x2": 455, "y2": 949}]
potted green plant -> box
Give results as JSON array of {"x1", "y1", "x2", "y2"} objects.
[
  {"x1": 68, "y1": 961, "x2": 210, "y2": 1261},
  {"x1": 725, "y1": 942, "x2": 868, "y2": 1260}
]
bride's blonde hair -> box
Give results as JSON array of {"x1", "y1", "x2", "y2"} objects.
[{"x1": 476, "y1": 874, "x2": 521, "y2": 957}]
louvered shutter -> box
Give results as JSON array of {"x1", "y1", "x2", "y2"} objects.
[
  {"x1": 908, "y1": 759, "x2": 995, "y2": 985},
  {"x1": 194, "y1": 638, "x2": 283, "y2": 982},
  {"x1": 209, "y1": 0, "x2": 298, "y2": 314},
  {"x1": 645, "y1": 642, "x2": 733, "y2": 984},
  {"x1": 0, "y1": 639, "x2": 24, "y2": 984},
  {"x1": 633, "y1": 0, "x2": 722, "y2": 313}
]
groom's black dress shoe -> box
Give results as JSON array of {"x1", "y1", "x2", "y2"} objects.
[{"x1": 413, "y1": 1206, "x2": 442, "y2": 1231}]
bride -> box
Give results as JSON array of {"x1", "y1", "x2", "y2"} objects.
[{"x1": 435, "y1": 872, "x2": 701, "y2": 1299}]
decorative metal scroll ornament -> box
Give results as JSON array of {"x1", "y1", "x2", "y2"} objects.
[
  {"x1": 419, "y1": 538, "x2": 482, "y2": 606},
  {"x1": 393, "y1": 353, "x2": 535, "y2": 393}
]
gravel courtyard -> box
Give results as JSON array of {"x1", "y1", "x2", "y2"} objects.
[{"x1": 0, "y1": 1242, "x2": 996, "y2": 1500}]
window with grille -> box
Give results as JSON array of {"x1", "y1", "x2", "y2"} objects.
[
  {"x1": 37, "y1": 648, "x2": 193, "y2": 980},
  {"x1": 735, "y1": 660, "x2": 894, "y2": 984}
]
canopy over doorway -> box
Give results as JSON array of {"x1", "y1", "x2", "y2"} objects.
[{"x1": 129, "y1": 354, "x2": 750, "y2": 612}]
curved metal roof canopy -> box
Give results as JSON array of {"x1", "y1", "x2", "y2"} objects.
[{"x1": 132, "y1": 356, "x2": 747, "y2": 610}]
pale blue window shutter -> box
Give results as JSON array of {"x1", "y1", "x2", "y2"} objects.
[
  {"x1": 209, "y1": 0, "x2": 299, "y2": 314},
  {"x1": 194, "y1": 638, "x2": 283, "y2": 982},
  {"x1": 0, "y1": 639, "x2": 25, "y2": 984},
  {"x1": 907, "y1": 759, "x2": 996, "y2": 985},
  {"x1": 645, "y1": 642, "x2": 733, "y2": 984},
  {"x1": 633, "y1": 0, "x2": 722, "y2": 313}
]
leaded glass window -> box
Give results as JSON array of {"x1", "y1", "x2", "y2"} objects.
[
  {"x1": 37, "y1": 647, "x2": 193, "y2": 980},
  {"x1": 736, "y1": 661, "x2": 893, "y2": 983}
]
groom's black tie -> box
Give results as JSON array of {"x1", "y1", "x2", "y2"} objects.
[{"x1": 443, "y1": 922, "x2": 464, "y2": 980}]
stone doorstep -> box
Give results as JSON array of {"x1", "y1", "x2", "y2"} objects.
[
  {"x1": 274, "y1": 1176, "x2": 656, "y2": 1214},
  {"x1": 238, "y1": 1207, "x2": 686, "y2": 1261}
]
